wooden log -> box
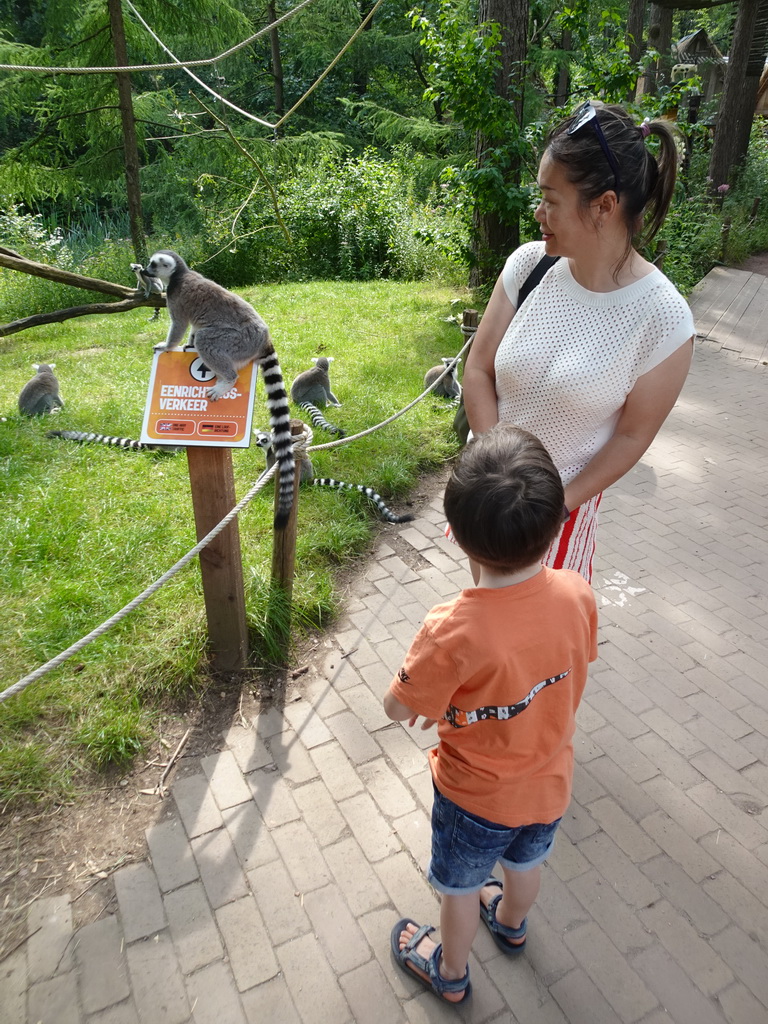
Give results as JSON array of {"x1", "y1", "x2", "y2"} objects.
[{"x1": 0, "y1": 296, "x2": 163, "y2": 337}]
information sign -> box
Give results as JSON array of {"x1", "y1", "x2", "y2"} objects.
[{"x1": 140, "y1": 349, "x2": 256, "y2": 448}]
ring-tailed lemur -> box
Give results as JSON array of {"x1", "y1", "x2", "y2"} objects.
[
  {"x1": 131, "y1": 262, "x2": 164, "y2": 321},
  {"x1": 290, "y1": 357, "x2": 346, "y2": 437},
  {"x1": 144, "y1": 250, "x2": 294, "y2": 528},
  {"x1": 47, "y1": 430, "x2": 182, "y2": 453},
  {"x1": 424, "y1": 356, "x2": 462, "y2": 403},
  {"x1": 130, "y1": 262, "x2": 163, "y2": 298},
  {"x1": 18, "y1": 363, "x2": 64, "y2": 416},
  {"x1": 254, "y1": 430, "x2": 414, "y2": 524}
]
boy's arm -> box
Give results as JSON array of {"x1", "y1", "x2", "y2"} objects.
[{"x1": 383, "y1": 689, "x2": 438, "y2": 731}]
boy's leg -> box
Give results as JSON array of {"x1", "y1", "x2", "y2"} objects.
[
  {"x1": 440, "y1": 890, "x2": 481, "y2": 976},
  {"x1": 394, "y1": 890, "x2": 478, "y2": 1004},
  {"x1": 481, "y1": 863, "x2": 540, "y2": 933}
]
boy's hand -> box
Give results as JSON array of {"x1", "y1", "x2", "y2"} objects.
[{"x1": 408, "y1": 714, "x2": 438, "y2": 730}]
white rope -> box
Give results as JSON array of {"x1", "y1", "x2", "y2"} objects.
[
  {"x1": 307, "y1": 333, "x2": 473, "y2": 453},
  {"x1": 124, "y1": 0, "x2": 275, "y2": 129},
  {"x1": 0, "y1": 462, "x2": 277, "y2": 703},
  {"x1": 2, "y1": 331, "x2": 473, "y2": 701},
  {"x1": 0, "y1": 0, "x2": 319, "y2": 75}
]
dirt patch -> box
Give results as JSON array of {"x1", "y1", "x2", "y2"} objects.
[
  {"x1": 0, "y1": 465, "x2": 451, "y2": 962},
  {"x1": 734, "y1": 251, "x2": 768, "y2": 277}
]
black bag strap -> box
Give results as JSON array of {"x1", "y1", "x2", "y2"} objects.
[{"x1": 517, "y1": 254, "x2": 559, "y2": 308}]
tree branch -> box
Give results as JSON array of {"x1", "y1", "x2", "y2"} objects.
[
  {"x1": 0, "y1": 297, "x2": 163, "y2": 338},
  {"x1": 0, "y1": 251, "x2": 136, "y2": 297}
]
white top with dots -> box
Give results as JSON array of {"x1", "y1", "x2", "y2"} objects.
[{"x1": 498, "y1": 241, "x2": 695, "y2": 484}]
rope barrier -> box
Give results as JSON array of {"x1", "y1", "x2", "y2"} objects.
[
  {"x1": 0, "y1": 0, "x2": 319, "y2": 74},
  {"x1": 1, "y1": 331, "x2": 473, "y2": 702}
]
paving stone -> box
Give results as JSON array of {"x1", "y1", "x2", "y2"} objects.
[
  {"x1": 271, "y1": 817, "x2": 331, "y2": 892},
  {"x1": 277, "y1": 932, "x2": 353, "y2": 1024},
  {"x1": 87, "y1": 999, "x2": 141, "y2": 1024},
  {"x1": 375, "y1": 723, "x2": 429, "y2": 777},
  {"x1": 200, "y1": 749, "x2": 252, "y2": 808},
  {"x1": 485, "y1": 956, "x2": 568, "y2": 1024},
  {"x1": 326, "y1": 710, "x2": 382, "y2": 764},
  {"x1": 221, "y1": 800, "x2": 279, "y2": 871},
  {"x1": 282, "y1": 697, "x2": 334, "y2": 747},
  {"x1": 358, "y1": 757, "x2": 417, "y2": 818},
  {"x1": 0, "y1": 949, "x2": 25, "y2": 1024},
  {"x1": 114, "y1": 862, "x2": 166, "y2": 942},
  {"x1": 183, "y1": 959, "x2": 247, "y2": 1024},
  {"x1": 338, "y1": 791, "x2": 400, "y2": 862},
  {"x1": 164, "y1": 881, "x2": 223, "y2": 974},
  {"x1": 247, "y1": 858, "x2": 311, "y2": 945},
  {"x1": 215, "y1": 895, "x2": 279, "y2": 991},
  {"x1": 638, "y1": 810, "x2": 721, "y2": 882},
  {"x1": 76, "y1": 914, "x2": 131, "y2": 1015},
  {"x1": 338, "y1": 959, "x2": 407, "y2": 1024},
  {"x1": 27, "y1": 972, "x2": 82, "y2": 1024},
  {"x1": 190, "y1": 825, "x2": 249, "y2": 908},
  {"x1": 576, "y1": 831, "x2": 659, "y2": 909},
  {"x1": 586, "y1": 796, "x2": 660, "y2": 863},
  {"x1": 709, "y1": 925, "x2": 768, "y2": 1009},
  {"x1": 145, "y1": 816, "x2": 199, "y2": 892},
  {"x1": 638, "y1": 899, "x2": 734, "y2": 997},
  {"x1": 341, "y1": 683, "x2": 393, "y2": 732},
  {"x1": 323, "y1": 835, "x2": 390, "y2": 916},
  {"x1": 563, "y1": 922, "x2": 658, "y2": 1021},
  {"x1": 630, "y1": 946, "x2": 734, "y2": 1024},
  {"x1": 568, "y1": 869, "x2": 654, "y2": 954},
  {"x1": 716, "y1": 982, "x2": 768, "y2": 1024},
  {"x1": 391, "y1": 807, "x2": 431, "y2": 867},
  {"x1": 223, "y1": 723, "x2": 273, "y2": 773},
  {"x1": 687, "y1": 781, "x2": 768, "y2": 850},
  {"x1": 125, "y1": 930, "x2": 189, "y2": 1024},
  {"x1": 309, "y1": 740, "x2": 365, "y2": 801},
  {"x1": 240, "y1": 975, "x2": 302, "y2": 1024},
  {"x1": 292, "y1": 777, "x2": 348, "y2": 846},
  {"x1": 302, "y1": 882, "x2": 371, "y2": 973},
  {"x1": 246, "y1": 769, "x2": 301, "y2": 827},
  {"x1": 549, "y1": 967, "x2": 622, "y2": 1024},
  {"x1": 266, "y1": 728, "x2": 320, "y2": 784},
  {"x1": 172, "y1": 773, "x2": 224, "y2": 839},
  {"x1": 640, "y1": 855, "x2": 729, "y2": 936},
  {"x1": 27, "y1": 894, "x2": 74, "y2": 981}
]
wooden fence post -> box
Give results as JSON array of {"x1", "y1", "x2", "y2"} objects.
[{"x1": 186, "y1": 446, "x2": 248, "y2": 671}]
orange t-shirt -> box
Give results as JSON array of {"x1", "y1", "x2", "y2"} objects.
[{"x1": 389, "y1": 567, "x2": 598, "y2": 827}]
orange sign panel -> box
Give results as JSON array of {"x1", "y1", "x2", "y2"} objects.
[{"x1": 140, "y1": 349, "x2": 257, "y2": 448}]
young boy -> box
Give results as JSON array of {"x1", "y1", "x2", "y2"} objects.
[{"x1": 384, "y1": 424, "x2": 598, "y2": 1004}]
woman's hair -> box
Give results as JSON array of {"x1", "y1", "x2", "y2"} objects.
[
  {"x1": 444, "y1": 424, "x2": 565, "y2": 575},
  {"x1": 546, "y1": 102, "x2": 680, "y2": 267}
]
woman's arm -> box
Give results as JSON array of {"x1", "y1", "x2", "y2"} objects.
[
  {"x1": 563, "y1": 338, "x2": 693, "y2": 512},
  {"x1": 463, "y1": 274, "x2": 516, "y2": 436}
]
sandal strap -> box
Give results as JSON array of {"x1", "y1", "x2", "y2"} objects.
[
  {"x1": 485, "y1": 890, "x2": 527, "y2": 940},
  {"x1": 401, "y1": 923, "x2": 435, "y2": 967},
  {"x1": 427, "y1": 944, "x2": 470, "y2": 995}
]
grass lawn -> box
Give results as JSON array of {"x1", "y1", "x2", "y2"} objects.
[{"x1": 0, "y1": 275, "x2": 470, "y2": 806}]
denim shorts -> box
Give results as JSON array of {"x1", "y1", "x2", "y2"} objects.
[{"x1": 427, "y1": 785, "x2": 561, "y2": 895}]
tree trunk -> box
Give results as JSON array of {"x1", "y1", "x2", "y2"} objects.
[
  {"x1": 554, "y1": 29, "x2": 571, "y2": 108},
  {"x1": 353, "y1": 1, "x2": 375, "y2": 98},
  {"x1": 470, "y1": 0, "x2": 529, "y2": 288},
  {"x1": 107, "y1": 0, "x2": 146, "y2": 263},
  {"x1": 708, "y1": 0, "x2": 768, "y2": 189},
  {"x1": 266, "y1": 1, "x2": 284, "y2": 116},
  {"x1": 643, "y1": 4, "x2": 673, "y2": 97},
  {"x1": 625, "y1": 0, "x2": 645, "y2": 100}
]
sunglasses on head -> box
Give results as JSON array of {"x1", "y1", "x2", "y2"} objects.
[{"x1": 566, "y1": 101, "x2": 622, "y2": 198}]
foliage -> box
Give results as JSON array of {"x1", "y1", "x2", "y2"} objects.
[
  {"x1": 409, "y1": 0, "x2": 532, "y2": 229},
  {"x1": 0, "y1": 275, "x2": 465, "y2": 806}
]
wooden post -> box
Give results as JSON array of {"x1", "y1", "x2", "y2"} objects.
[{"x1": 186, "y1": 446, "x2": 248, "y2": 671}]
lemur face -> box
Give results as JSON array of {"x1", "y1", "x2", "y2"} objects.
[
  {"x1": 146, "y1": 252, "x2": 178, "y2": 282},
  {"x1": 253, "y1": 430, "x2": 272, "y2": 451}
]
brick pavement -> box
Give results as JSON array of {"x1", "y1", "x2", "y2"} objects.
[{"x1": 3, "y1": 335, "x2": 768, "y2": 1024}]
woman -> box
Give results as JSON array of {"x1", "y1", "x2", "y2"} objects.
[{"x1": 461, "y1": 101, "x2": 695, "y2": 582}]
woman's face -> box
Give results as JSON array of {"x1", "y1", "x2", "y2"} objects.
[{"x1": 534, "y1": 152, "x2": 597, "y2": 258}]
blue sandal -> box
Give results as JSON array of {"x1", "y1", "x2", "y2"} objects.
[
  {"x1": 479, "y1": 877, "x2": 527, "y2": 955},
  {"x1": 390, "y1": 918, "x2": 472, "y2": 1003}
]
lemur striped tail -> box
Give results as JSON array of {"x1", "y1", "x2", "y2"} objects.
[
  {"x1": 260, "y1": 347, "x2": 295, "y2": 529},
  {"x1": 312, "y1": 479, "x2": 414, "y2": 523},
  {"x1": 298, "y1": 403, "x2": 346, "y2": 438},
  {"x1": 47, "y1": 430, "x2": 181, "y2": 452}
]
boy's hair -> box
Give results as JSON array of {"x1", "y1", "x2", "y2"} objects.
[{"x1": 444, "y1": 424, "x2": 565, "y2": 574}]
